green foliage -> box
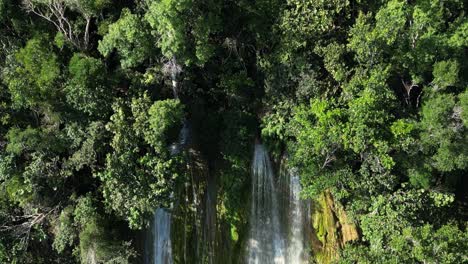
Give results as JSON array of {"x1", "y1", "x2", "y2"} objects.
[
  {"x1": 341, "y1": 189, "x2": 466, "y2": 264},
  {"x1": 0, "y1": 0, "x2": 4, "y2": 19},
  {"x1": 279, "y1": 0, "x2": 351, "y2": 56},
  {"x1": 5, "y1": 175, "x2": 33, "y2": 207},
  {"x1": 98, "y1": 8, "x2": 154, "y2": 69},
  {"x1": 261, "y1": 101, "x2": 294, "y2": 157},
  {"x1": 0, "y1": 242, "x2": 6, "y2": 263},
  {"x1": 343, "y1": 86, "x2": 395, "y2": 165},
  {"x1": 6, "y1": 127, "x2": 43, "y2": 155},
  {"x1": 99, "y1": 96, "x2": 185, "y2": 228},
  {"x1": 79, "y1": 220, "x2": 135, "y2": 264},
  {"x1": 63, "y1": 121, "x2": 106, "y2": 173},
  {"x1": 460, "y1": 89, "x2": 468, "y2": 126},
  {"x1": 14, "y1": 37, "x2": 59, "y2": 88},
  {"x1": 341, "y1": 223, "x2": 468, "y2": 264},
  {"x1": 289, "y1": 98, "x2": 349, "y2": 197},
  {"x1": 347, "y1": 0, "x2": 465, "y2": 83},
  {"x1": 315, "y1": 42, "x2": 349, "y2": 83},
  {"x1": 432, "y1": 60, "x2": 460, "y2": 90},
  {"x1": 218, "y1": 71, "x2": 254, "y2": 106},
  {"x1": 53, "y1": 196, "x2": 136, "y2": 263},
  {"x1": 145, "y1": 0, "x2": 220, "y2": 64},
  {"x1": 53, "y1": 206, "x2": 76, "y2": 253},
  {"x1": 448, "y1": 20, "x2": 468, "y2": 47},
  {"x1": 70, "y1": 0, "x2": 111, "y2": 17},
  {"x1": 280, "y1": 2, "x2": 468, "y2": 260},
  {"x1": 390, "y1": 119, "x2": 414, "y2": 140},
  {"x1": 0, "y1": 154, "x2": 15, "y2": 182},
  {"x1": 3, "y1": 37, "x2": 60, "y2": 108},
  {"x1": 359, "y1": 188, "x2": 454, "y2": 248},
  {"x1": 219, "y1": 109, "x2": 255, "y2": 210},
  {"x1": 0, "y1": 0, "x2": 466, "y2": 262},
  {"x1": 292, "y1": 99, "x2": 344, "y2": 162},
  {"x1": 147, "y1": 99, "x2": 185, "y2": 152},
  {"x1": 373, "y1": 0, "x2": 407, "y2": 46},
  {"x1": 54, "y1": 32, "x2": 66, "y2": 49},
  {"x1": 419, "y1": 93, "x2": 467, "y2": 173},
  {"x1": 290, "y1": 74, "x2": 399, "y2": 197},
  {"x1": 74, "y1": 196, "x2": 135, "y2": 264},
  {"x1": 65, "y1": 53, "x2": 111, "y2": 117},
  {"x1": 130, "y1": 95, "x2": 185, "y2": 152},
  {"x1": 145, "y1": 0, "x2": 192, "y2": 59},
  {"x1": 216, "y1": 109, "x2": 255, "y2": 260}
]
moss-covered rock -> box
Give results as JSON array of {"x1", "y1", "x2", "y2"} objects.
[{"x1": 311, "y1": 190, "x2": 359, "y2": 264}]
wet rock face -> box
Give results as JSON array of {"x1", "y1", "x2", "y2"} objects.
[
  {"x1": 311, "y1": 191, "x2": 359, "y2": 264},
  {"x1": 147, "y1": 144, "x2": 328, "y2": 264}
]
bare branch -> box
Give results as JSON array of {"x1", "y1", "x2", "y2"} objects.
[
  {"x1": 321, "y1": 148, "x2": 337, "y2": 169},
  {"x1": 401, "y1": 78, "x2": 420, "y2": 106},
  {"x1": 0, "y1": 206, "x2": 59, "y2": 250},
  {"x1": 21, "y1": 0, "x2": 91, "y2": 50}
]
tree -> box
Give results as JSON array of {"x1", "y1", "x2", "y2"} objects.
[
  {"x1": 97, "y1": 95, "x2": 185, "y2": 228},
  {"x1": 340, "y1": 188, "x2": 467, "y2": 264},
  {"x1": 3, "y1": 37, "x2": 60, "y2": 109},
  {"x1": 98, "y1": 8, "x2": 155, "y2": 69},
  {"x1": 144, "y1": 0, "x2": 221, "y2": 65},
  {"x1": 65, "y1": 53, "x2": 111, "y2": 117},
  {"x1": 53, "y1": 195, "x2": 136, "y2": 263},
  {"x1": 22, "y1": 0, "x2": 110, "y2": 50},
  {"x1": 417, "y1": 91, "x2": 467, "y2": 177}
]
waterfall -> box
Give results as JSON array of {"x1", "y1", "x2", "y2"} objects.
[
  {"x1": 163, "y1": 56, "x2": 182, "y2": 99},
  {"x1": 169, "y1": 121, "x2": 190, "y2": 155},
  {"x1": 153, "y1": 208, "x2": 173, "y2": 264},
  {"x1": 285, "y1": 168, "x2": 309, "y2": 263},
  {"x1": 247, "y1": 144, "x2": 286, "y2": 264},
  {"x1": 201, "y1": 174, "x2": 216, "y2": 264}
]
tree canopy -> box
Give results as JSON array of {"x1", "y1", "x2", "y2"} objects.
[{"x1": 0, "y1": 0, "x2": 466, "y2": 263}]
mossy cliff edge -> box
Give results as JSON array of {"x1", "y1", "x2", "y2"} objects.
[{"x1": 311, "y1": 191, "x2": 359, "y2": 264}]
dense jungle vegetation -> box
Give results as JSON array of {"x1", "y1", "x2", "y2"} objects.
[{"x1": 0, "y1": 0, "x2": 467, "y2": 263}]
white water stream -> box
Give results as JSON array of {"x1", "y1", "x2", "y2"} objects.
[
  {"x1": 152, "y1": 208, "x2": 173, "y2": 264},
  {"x1": 247, "y1": 144, "x2": 286, "y2": 264}
]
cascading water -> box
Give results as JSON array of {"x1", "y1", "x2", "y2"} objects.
[
  {"x1": 152, "y1": 208, "x2": 173, "y2": 264},
  {"x1": 162, "y1": 56, "x2": 182, "y2": 99},
  {"x1": 149, "y1": 141, "x2": 311, "y2": 263},
  {"x1": 285, "y1": 168, "x2": 309, "y2": 263},
  {"x1": 247, "y1": 144, "x2": 286, "y2": 264},
  {"x1": 170, "y1": 121, "x2": 190, "y2": 155},
  {"x1": 153, "y1": 209, "x2": 173, "y2": 264},
  {"x1": 201, "y1": 174, "x2": 216, "y2": 264}
]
